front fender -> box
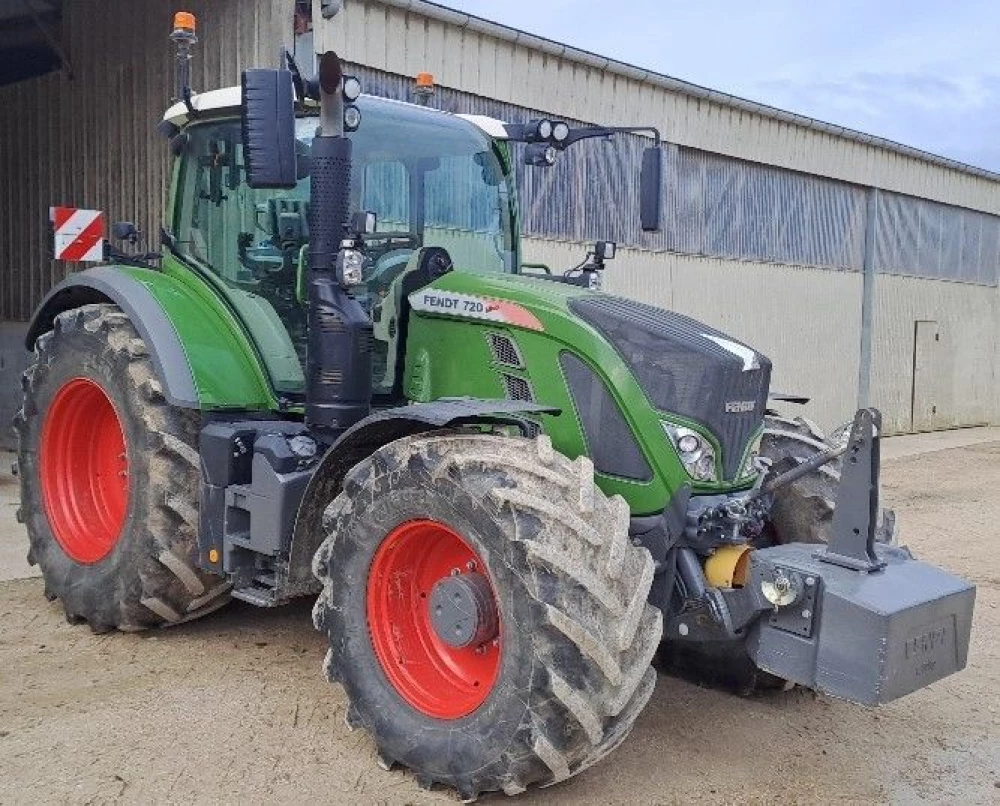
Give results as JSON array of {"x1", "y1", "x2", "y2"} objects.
[
  {"x1": 283, "y1": 398, "x2": 558, "y2": 594},
  {"x1": 26, "y1": 266, "x2": 277, "y2": 411}
]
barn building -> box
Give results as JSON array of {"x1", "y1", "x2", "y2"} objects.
[{"x1": 1, "y1": 0, "x2": 997, "y2": 442}]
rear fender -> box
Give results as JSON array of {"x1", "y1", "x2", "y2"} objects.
[{"x1": 26, "y1": 266, "x2": 277, "y2": 410}]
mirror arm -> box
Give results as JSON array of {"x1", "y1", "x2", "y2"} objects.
[{"x1": 561, "y1": 125, "x2": 662, "y2": 148}]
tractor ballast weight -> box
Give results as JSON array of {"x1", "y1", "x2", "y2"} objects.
[
  {"x1": 16, "y1": 22, "x2": 976, "y2": 801},
  {"x1": 658, "y1": 409, "x2": 975, "y2": 704}
]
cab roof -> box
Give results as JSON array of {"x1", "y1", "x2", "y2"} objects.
[{"x1": 162, "y1": 86, "x2": 508, "y2": 139}]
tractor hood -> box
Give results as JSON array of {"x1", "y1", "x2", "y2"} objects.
[
  {"x1": 405, "y1": 270, "x2": 772, "y2": 504},
  {"x1": 565, "y1": 294, "x2": 772, "y2": 479}
]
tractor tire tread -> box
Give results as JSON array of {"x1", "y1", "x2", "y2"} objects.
[
  {"x1": 16, "y1": 303, "x2": 229, "y2": 631},
  {"x1": 760, "y1": 414, "x2": 842, "y2": 545},
  {"x1": 312, "y1": 432, "x2": 661, "y2": 799}
]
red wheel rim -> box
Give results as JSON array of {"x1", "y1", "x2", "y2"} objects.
[
  {"x1": 40, "y1": 378, "x2": 129, "y2": 564},
  {"x1": 366, "y1": 519, "x2": 502, "y2": 719}
]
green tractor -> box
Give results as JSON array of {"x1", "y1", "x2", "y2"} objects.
[{"x1": 15, "y1": 14, "x2": 974, "y2": 801}]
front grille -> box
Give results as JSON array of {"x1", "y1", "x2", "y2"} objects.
[
  {"x1": 487, "y1": 332, "x2": 524, "y2": 368},
  {"x1": 501, "y1": 373, "x2": 534, "y2": 402}
]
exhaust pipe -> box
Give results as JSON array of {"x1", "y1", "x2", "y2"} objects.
[{"x1": 305, "y1": 52, "x2": 372, "y2": 441}]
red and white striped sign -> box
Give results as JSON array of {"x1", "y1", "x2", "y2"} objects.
[{"x1": 50, "y1": 206, "x2": 105, "y2": 262}]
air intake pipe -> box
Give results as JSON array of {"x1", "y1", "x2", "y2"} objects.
[{"x1": 305, "y1": 52, "x2": 373, "y2": 441}]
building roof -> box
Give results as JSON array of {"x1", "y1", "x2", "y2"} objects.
[{"x1": 376, "y1": 0, "x2": 1000, "y2": 183}]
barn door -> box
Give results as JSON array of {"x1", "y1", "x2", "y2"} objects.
[{"x1": 911, "y1": 320, "x2": 944, "y2": 431}]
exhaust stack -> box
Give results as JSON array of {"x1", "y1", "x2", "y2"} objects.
[{"x1": 305, "y1": 51, "x2": 373, "y2": 441}]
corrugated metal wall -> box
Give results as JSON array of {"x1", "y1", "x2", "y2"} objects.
[
  {"x1": 318, "y1": 0, "x2": 1000, "y2": 216},
  {"x1": 0, "y1": 0, "x2": 293, "y2": 322}
]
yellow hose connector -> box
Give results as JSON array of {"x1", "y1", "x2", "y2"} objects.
[{"x1": 704, "y1": 544, "x2": 752, "y2": 588}]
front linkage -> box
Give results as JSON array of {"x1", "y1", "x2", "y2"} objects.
[{"x1": 664, "y1": 408, "x2": 975, "y2": 705}]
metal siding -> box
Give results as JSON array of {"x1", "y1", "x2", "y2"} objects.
[
  {"x1": 321, "y1": 1, "x2": 1000, "y2": 217},
  {"x1": 869, "y1": 275, "x2": 997, "y2": 433},
  {"x1": 875, "y1": 191, "x2": 1000, "y2": 286},
  {"x1": 0, "y1": 0, "x2": 292, "y2": 322}
]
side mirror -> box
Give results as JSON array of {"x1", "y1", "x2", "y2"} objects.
[
  {"x1": 595, "y1": 241, "x2": 616, "y2": 262},
  {"x1": 241, "y1": 68, "x2": 297, "y2": 189},
  {"x1": 640, "y1": 146, "x2": 663, "y2": 232},
  {"x1": 111, "y1": 221, "x2": 140, "y2": 244},
  {"x1": 350, "y1": 210, "x2": 377, "y2": 236}
]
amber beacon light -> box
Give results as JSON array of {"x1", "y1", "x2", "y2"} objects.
[{"x1": 172, "y1": 11, "x2": 197, "y2": 35}]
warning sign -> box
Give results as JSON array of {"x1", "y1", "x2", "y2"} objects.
[{"x1": 50, "y1": 207, "x2": 105, "y2": 262}]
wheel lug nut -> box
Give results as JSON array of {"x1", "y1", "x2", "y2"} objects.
[
  {"x1": 449, "y1": 568, "x2": 460, "y2": 576},
  {"x1": 466, "y1": 560, "x2": 477, "y2": 572}
]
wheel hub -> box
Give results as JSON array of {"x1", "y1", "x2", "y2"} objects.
[
  {"x1": 429, "y1": 572, "x2": 499, "y2": 649},
  {"x1": 366, "y1": 519, "x2": 502, "y2": 719}
]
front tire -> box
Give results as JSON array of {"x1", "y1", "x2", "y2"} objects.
[
  {"x1": 760, "y1": 414, "x2": 842, "y2": 545},
  {"x1": 312, "y1": 432, "x2": 662, "y2": 799},
  {"x1": 15, "y1": 304, "x2": 230, "y2": 632}
]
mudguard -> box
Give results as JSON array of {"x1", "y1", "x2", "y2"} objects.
[
  {"x1": 25, "y1": 265, "x2": 277, "y2": 410},
  {"x1": 282, "y1": 398, "x2": 559, "y2": 595}
]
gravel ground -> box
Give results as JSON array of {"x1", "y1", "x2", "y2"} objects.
[{"x1": 0, "y1": 441, "x2": 998, "y2": 804}]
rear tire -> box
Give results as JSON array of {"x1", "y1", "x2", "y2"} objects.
[
  {"x1": 312, "y1": 432, "x2": 662, "y2": 799},
  {"x1": 15, "y1": 304, "x2": 230, "y2": 632}
]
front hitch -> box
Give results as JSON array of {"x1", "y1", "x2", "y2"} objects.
[{"x1": 670, "y1": 408, "x2": 976, "y2": 705}]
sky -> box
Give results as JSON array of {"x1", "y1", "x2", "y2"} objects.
[{"x1": 446, "y1": 0, "x2": 998, "y2": 172}]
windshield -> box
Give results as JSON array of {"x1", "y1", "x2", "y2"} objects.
[{"x1": 172, "y1": 97, "x2": 518, "y2": 395}]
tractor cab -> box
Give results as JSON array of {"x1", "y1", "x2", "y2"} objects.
[{"x1": 163, "y1": 91, "x2": 519, "y2": 400}]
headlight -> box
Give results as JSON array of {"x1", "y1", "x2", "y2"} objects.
[
  {"x1": 336, "y1": 247, "x2": 365, "y2": 287},
  {"x1": 663, "y1": 423, "x2": 717, "y2": 482},
  {"x1": 677, "y1": 434, "x2": 699, "y2": 454}
]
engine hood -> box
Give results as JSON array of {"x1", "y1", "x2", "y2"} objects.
[
  {"x1": 407, "y1": 271, "x2": 771, "y2": 482},
  {"x1": 567, "y1": 295, "x2": 772, "y2": 479}
]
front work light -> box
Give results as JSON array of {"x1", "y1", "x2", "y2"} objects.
[
  {"x1": 342, "y1": 75, "x2": 362, "y2": 101},
  {"x1": 344, "y1": 104, "x2": 362, "y2": 131},
  {"x1": 663, "y1": 423, "x2": 718, "y2": 482}
]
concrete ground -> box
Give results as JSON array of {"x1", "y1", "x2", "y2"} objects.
[{"x1": 1, "y1": 432, "x2": 998, "y2": 804}]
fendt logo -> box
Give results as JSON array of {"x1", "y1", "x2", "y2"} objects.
[
  {"x1": 904, "y1": 624, "x2": 948, "y2": 659},
  {"x1": 725, "y1": 400, "x2": 756, "y2": 413}
]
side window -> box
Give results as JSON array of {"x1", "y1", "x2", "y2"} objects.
[
  {"x1": 359, "y1": 159, "x2": 412, "y2": 397},
  {"x1": 361, "y1": 160, "x2": 409, "y2": 232}
]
